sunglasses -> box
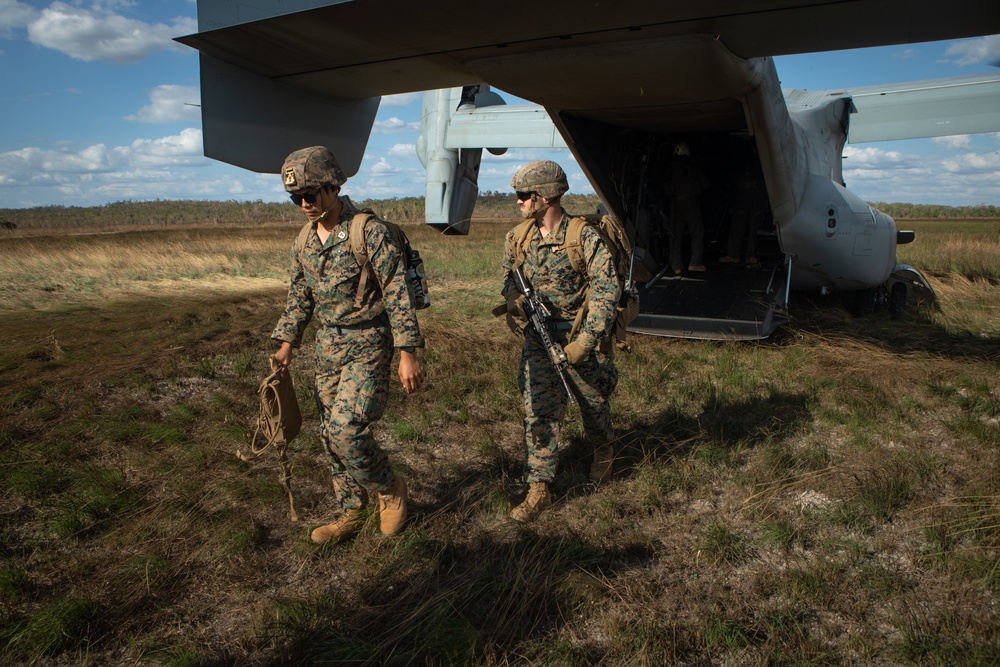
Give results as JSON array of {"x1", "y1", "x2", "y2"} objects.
[
  {"x1": 515, "y1": 191, "x2": 536, "y2": 201},
  {"x1": 289, "y1": 189, "x2": 322, "y2": 206},
  {"x1": 290, "y1": 190, "x2": 319, "y2": 206}
]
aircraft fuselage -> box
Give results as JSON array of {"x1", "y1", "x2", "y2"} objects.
[{"x1": 482, "y1": 34, "x2": 898, "y2": 293}]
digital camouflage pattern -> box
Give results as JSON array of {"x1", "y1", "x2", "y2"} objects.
[
  {"x1": 313, "y1": 324, "x2": 395, "y2": 509},
  {"x1": 502, "y1": 212, "x2": 620, "y2": 352},
  {"x1": 281, "y1": 146, "x2": 348, "y2": 191},
  {"x1": 502, "y1": 211, "x2": 621, "y2": 483},
  {"x1": 510, "y1": 160, "x2": 569, "y2": 199},
  {"x1": 272, "y1": 197, "x2": 422, "y2": 508},
  {"x1": 519, "y1": 327, "x2": 618, "y2": 482},
  {"x1": 272, "y1": 197, "x2": 423, "y2": 350}
]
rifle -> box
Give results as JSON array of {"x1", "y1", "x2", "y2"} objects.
[{"x1": 510, "y1": 266, "x2": 576, "y2": 404}]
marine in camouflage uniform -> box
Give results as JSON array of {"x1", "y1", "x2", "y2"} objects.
[
  {"x1": 272, "y1": 146, "x2": 424, "y2": 544},
  {"x1": 502, "y1": 160, "x2": 621, "y2": 523}
]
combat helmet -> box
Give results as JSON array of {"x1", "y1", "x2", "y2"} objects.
[
  {"x1": 673, "y1": 142, "x2": 691, "y2": 157},
  {"x1": 511, "y1": 160, "x2": 569, "y2": 199},
  {"x1": 281, "y1": 146, "x2": 347, "y2": 192}
]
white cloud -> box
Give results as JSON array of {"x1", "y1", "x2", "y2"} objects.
[
  {"x1": 373, "y1": 116, "x2": 420, "y2": 134},
  {"x1": 940, "y1": 151, "x2": 1000, "y2": 173},
  {"x1": 932, "y1": 135, "x2": 972, "y2": 150},
  {"x1": 0, "y1": 129, "x2": 286, "y2": 207},
  {"x1": 367, "y1": 157, "x2": 398, "y2": 174},
  {"x1": 842, "y1": 146, "x2": 926, "y2": 174},
  {"x1": 387, "y1": 143, "x2": 415, "y2": 157},
  {"x1": 344, "y1": 175, "x2": 423, "y2": 200},
  {"x1": 892, "y1": 48, "x2": 919, "y2": 60},
  {"x1": 943, "y1": 34, "x2": 1000, "y2": 66},
  {"x1": 479, "y1": 166, "x2": 515, "y2": 180},
  {"x1": 840, "y1": 143, "x2": 1000, "y2": 204},
  {"x1": 125, "y1": 85, "x2": 200, "y2": 123},
  {"x1": 26, "y1": 2, "x2": 196, "y2": 64},
  {"x1": 0, "y1": 128, "x2": 207, "y2": 185},
  {"x1": 0, "y1": 0, "x2": 38, "y2": 38}
]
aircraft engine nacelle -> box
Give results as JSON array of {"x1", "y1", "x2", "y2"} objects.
[
  {"x1": 781, "y1": 174, "x2": 898, "y2": 293},
  {"x1": 416, "y1": 87, "x2": 485, "y2": 235}
]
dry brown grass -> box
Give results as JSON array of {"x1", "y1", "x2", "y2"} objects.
[{"x1": 0, "y1": 216, "x2": 997, "y2": 666}]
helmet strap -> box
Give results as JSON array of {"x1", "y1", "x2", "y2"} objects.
[
  {"x1": 314, "y1": 186, "x2": 342, "y2": 225},
  {"x1": 531, "y1": 192, "x2": 553, "y2": 216}
]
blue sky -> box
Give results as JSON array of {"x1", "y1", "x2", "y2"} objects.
[{"x1": 0, "y1": 1, "x2": 998, "y2": 209}]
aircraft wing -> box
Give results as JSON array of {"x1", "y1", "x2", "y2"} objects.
[
  {"x1": 439, "y1": 73, "x2": 1000, "y2": 153},
  {"x1": 178, "y1": 0, "x2": 1000, "y2": 173},
  {"x1": 180, "y1": 0, "x2": 998, "y2": 99},
  {"x1": 444, "y1": 104, "x2": 567, "y2": 150},
  {"x1": 841, "y1": 74, "x2": 1000, "y2": 143}
]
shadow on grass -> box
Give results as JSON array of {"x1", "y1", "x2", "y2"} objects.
[
  {"x1": 787, "y1": 291, "x2": 999, "y2": 361},
  {"x1": 607, "y1": 388, "x2": 814, "y2": 480}
]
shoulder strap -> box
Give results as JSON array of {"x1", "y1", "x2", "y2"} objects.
[
  {"x1": 510, "y1": 218, "x2": 536, "y2": 270},
  {"x1": 349, "y1": 212, "x2": 373, "y2": 267},
  {"x1": 564, "y1": 216, "x2": 589, "y2": 274},
  {"x1": 294, "y1": 221, "x2": 313, "y2": 255},
  {"x1": 349, "y1": 211, "x2": 376, "y2": 310}
]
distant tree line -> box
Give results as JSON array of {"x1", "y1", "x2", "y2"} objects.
[
  {"x1": 868, "y1": 202, "x2": 1000, "y2": 220},
  {"x1": 0, "y1": 200, "x2": 302, "y2": 231},
  {"x1": 1, "y1": 195, "x2": 995, "y2": 231}
]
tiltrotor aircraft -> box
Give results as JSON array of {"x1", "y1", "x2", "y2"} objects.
[{"x1": 178, "y1": 1, "x2": 1000, "y2": 340}]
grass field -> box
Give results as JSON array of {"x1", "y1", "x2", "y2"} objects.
[{"x1": 0, "y1": 215, "x2": 997, "y2": 666}]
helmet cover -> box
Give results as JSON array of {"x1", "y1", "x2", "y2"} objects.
[
  {"x1": 281, "y1": 146, "x2": 347, "y2": 192},
  {"x1": 511, "y1": 160, "x2": 569, "y2": 199}
]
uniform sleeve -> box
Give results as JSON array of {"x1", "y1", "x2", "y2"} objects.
[
  {"x1": 576, "y1": 226, "x2": 621, "y2": 351},
  {"x1": 366, "y1": 220, "x2": 424, "y2": 348},
  {"x1": 271, "y1": 242, "x2": 315, "y2": 347},
  {"x1": 501, "y1": 228, "x2": 517, "y2": 298}
]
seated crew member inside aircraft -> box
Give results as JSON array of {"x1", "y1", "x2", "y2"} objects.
[
  {"x1": 665, "y1": 142, "x2": 709, "y2": 274},
  {"x1": 271, "y1": 146, "x2": 424, "y2": 545},
  {"x1": 500, "y1": 160, "x2": 621, "y2": 524}
]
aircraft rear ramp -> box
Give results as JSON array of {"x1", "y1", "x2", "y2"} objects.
[{"x1": 631, "y1": 252, "x2": 789, "y2": 341}]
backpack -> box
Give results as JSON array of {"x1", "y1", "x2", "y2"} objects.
[
  {"x1": 510, "y1": 214, "x2": 641, "y2": 350},
  {"x1": 295, "y1": 202, "x2": 429, "y2": 311}
]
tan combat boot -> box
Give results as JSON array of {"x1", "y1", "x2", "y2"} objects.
[
  {"x1": 589, "y1": 444, "x2": 615, "y2": 482},
  {"x1": 310, "y1": 509, "x2": 363, "y2": 544},
  {"x1": 510, "y1": 482, "x2": 552, "y2": 523},
  {"x1": 378, "y1": 475, "x2": 407, "y2": 535}
]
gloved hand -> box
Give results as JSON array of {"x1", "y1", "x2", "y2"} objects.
[
  {"x1": 507, "y1": 294, "x2": 526, "y2": 319},
  {"x1": 563, "y1": 341, "x2": 591, "y2": 366}
]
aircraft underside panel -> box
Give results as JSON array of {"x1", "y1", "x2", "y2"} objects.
[
  {"x1": 198, "y1": 54, "x2": 379, "y2": 175},
  {"x1": 179, "y1": 1, "x2": 1000, "y2": 102}
]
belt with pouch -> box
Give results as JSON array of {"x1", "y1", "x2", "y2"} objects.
[{"x1": 326, "y1": 316, "x2": 385, "y2": 335}]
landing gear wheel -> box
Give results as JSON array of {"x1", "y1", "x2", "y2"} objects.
[{"x1": 889, "y1": 282, "x2": 907, "y2": 318}]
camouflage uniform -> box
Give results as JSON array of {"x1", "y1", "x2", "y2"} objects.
[
  {"x1": 272, "y1": 197, "x2": 423, "y2": 511},
  {"x1": 502, "y1": 211, "x2": 620, "y2": 483}
]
